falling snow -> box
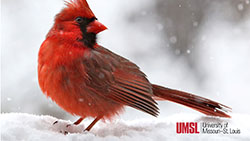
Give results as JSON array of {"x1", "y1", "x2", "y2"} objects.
[
  {"x1": 7, "y1": 98, "x2": 12, "y2": 101},
  {"x1": 237, "y1": 3, "x2": 244, "y2": 11},
  {"x1": 156, "y1": 23, "x2": 164, "y2": 31},
  {"x1": 78, "y1": 98, "x2": 84, "y2": 102},
  {"x1": 193, "y1": 21, "x2": 199, "y2": 27},
  {"x1": 170, "y1": 36, "x2": 177, "y2": 44}
]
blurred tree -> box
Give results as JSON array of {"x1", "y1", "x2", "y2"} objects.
[{"x1": 130, "y1": 0, "x2": 250, "y2": 83}]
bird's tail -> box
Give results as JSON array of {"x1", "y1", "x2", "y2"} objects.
[{"x1": 152, "y1": 84, "x2": 231, "y2": 118}]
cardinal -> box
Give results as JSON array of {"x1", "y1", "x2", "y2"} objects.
[{"x1": 38, "y1": 0, "x2": 231, "y2": 131}]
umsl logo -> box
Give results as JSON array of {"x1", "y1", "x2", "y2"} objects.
[{"x1": 176, "y1": 122, "x2": 200, "y2": 134}]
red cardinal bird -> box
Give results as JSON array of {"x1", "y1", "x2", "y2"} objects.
[{"x1": 38, "y1": 0, "x2": 231, "y2": 131}]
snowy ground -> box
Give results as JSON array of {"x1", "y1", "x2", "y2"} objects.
[{"x1": 1, "y1": 113, "x2": 250, "y2": 141}]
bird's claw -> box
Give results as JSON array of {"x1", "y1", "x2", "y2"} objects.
[
  {"x1": 66, "y1": 124, "x2": 72, "y2": 128},
  {"x1": 60, "y1": 130, "x2": 69, "y2": 135},
  {"x1": 53, "y1": 120, "x2": 58, "y2": 125}
]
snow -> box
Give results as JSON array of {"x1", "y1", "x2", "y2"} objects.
[{"x1": 1, "y1": 113, "x2": 250, "y2": 141}]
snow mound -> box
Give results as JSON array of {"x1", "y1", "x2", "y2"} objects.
[{"x1": 1, "y1": 113, "x2": 250, "y2": 141}]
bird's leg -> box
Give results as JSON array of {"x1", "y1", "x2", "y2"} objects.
[
  {"x1": 84, "y1": 116, "x2": 103, "y2": 131},
  {"x1": 53, "y1": 117, "x2": 85, "y2": 126},
  {"x1": 73, "y1": 117, "x2": 84, "y2": 125},
  {"x1": 66, "y1": 117, "x2": 86, "y2": 127}
]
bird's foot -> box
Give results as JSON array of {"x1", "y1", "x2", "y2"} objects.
[
  {"x1": 52, "y1": 120, "x2": 74, "y2": 127},
  {"x1": 52, "y1": 120, "x2": 84, "y2": 135},
  {"x1": 66, "y1": 123, "x2": 75, "y2": 128}
]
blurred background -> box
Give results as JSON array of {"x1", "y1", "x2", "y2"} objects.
[{"x1": 1, "y1": 0, "x2": 250, "y2": 121}]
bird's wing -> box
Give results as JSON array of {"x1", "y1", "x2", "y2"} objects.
[{"x1": 81, "y1": 46, "x2": 159, "y2": 116}]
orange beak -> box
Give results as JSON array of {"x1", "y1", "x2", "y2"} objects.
[{"x1": 87, "y1": 20, "x2": 107, "y2": 34}]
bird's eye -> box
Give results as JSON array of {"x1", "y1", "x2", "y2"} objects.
[
  {"x1": 90, "y1": 17, "x2": 97, "y2": 22},
  {"x1": 75, "y1": 17, "x2": 84, "y2": 24}
]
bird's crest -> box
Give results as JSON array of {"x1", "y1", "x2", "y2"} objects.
[{"x1": 56, "y1": 0, "x2": 95, "y2": 22}]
